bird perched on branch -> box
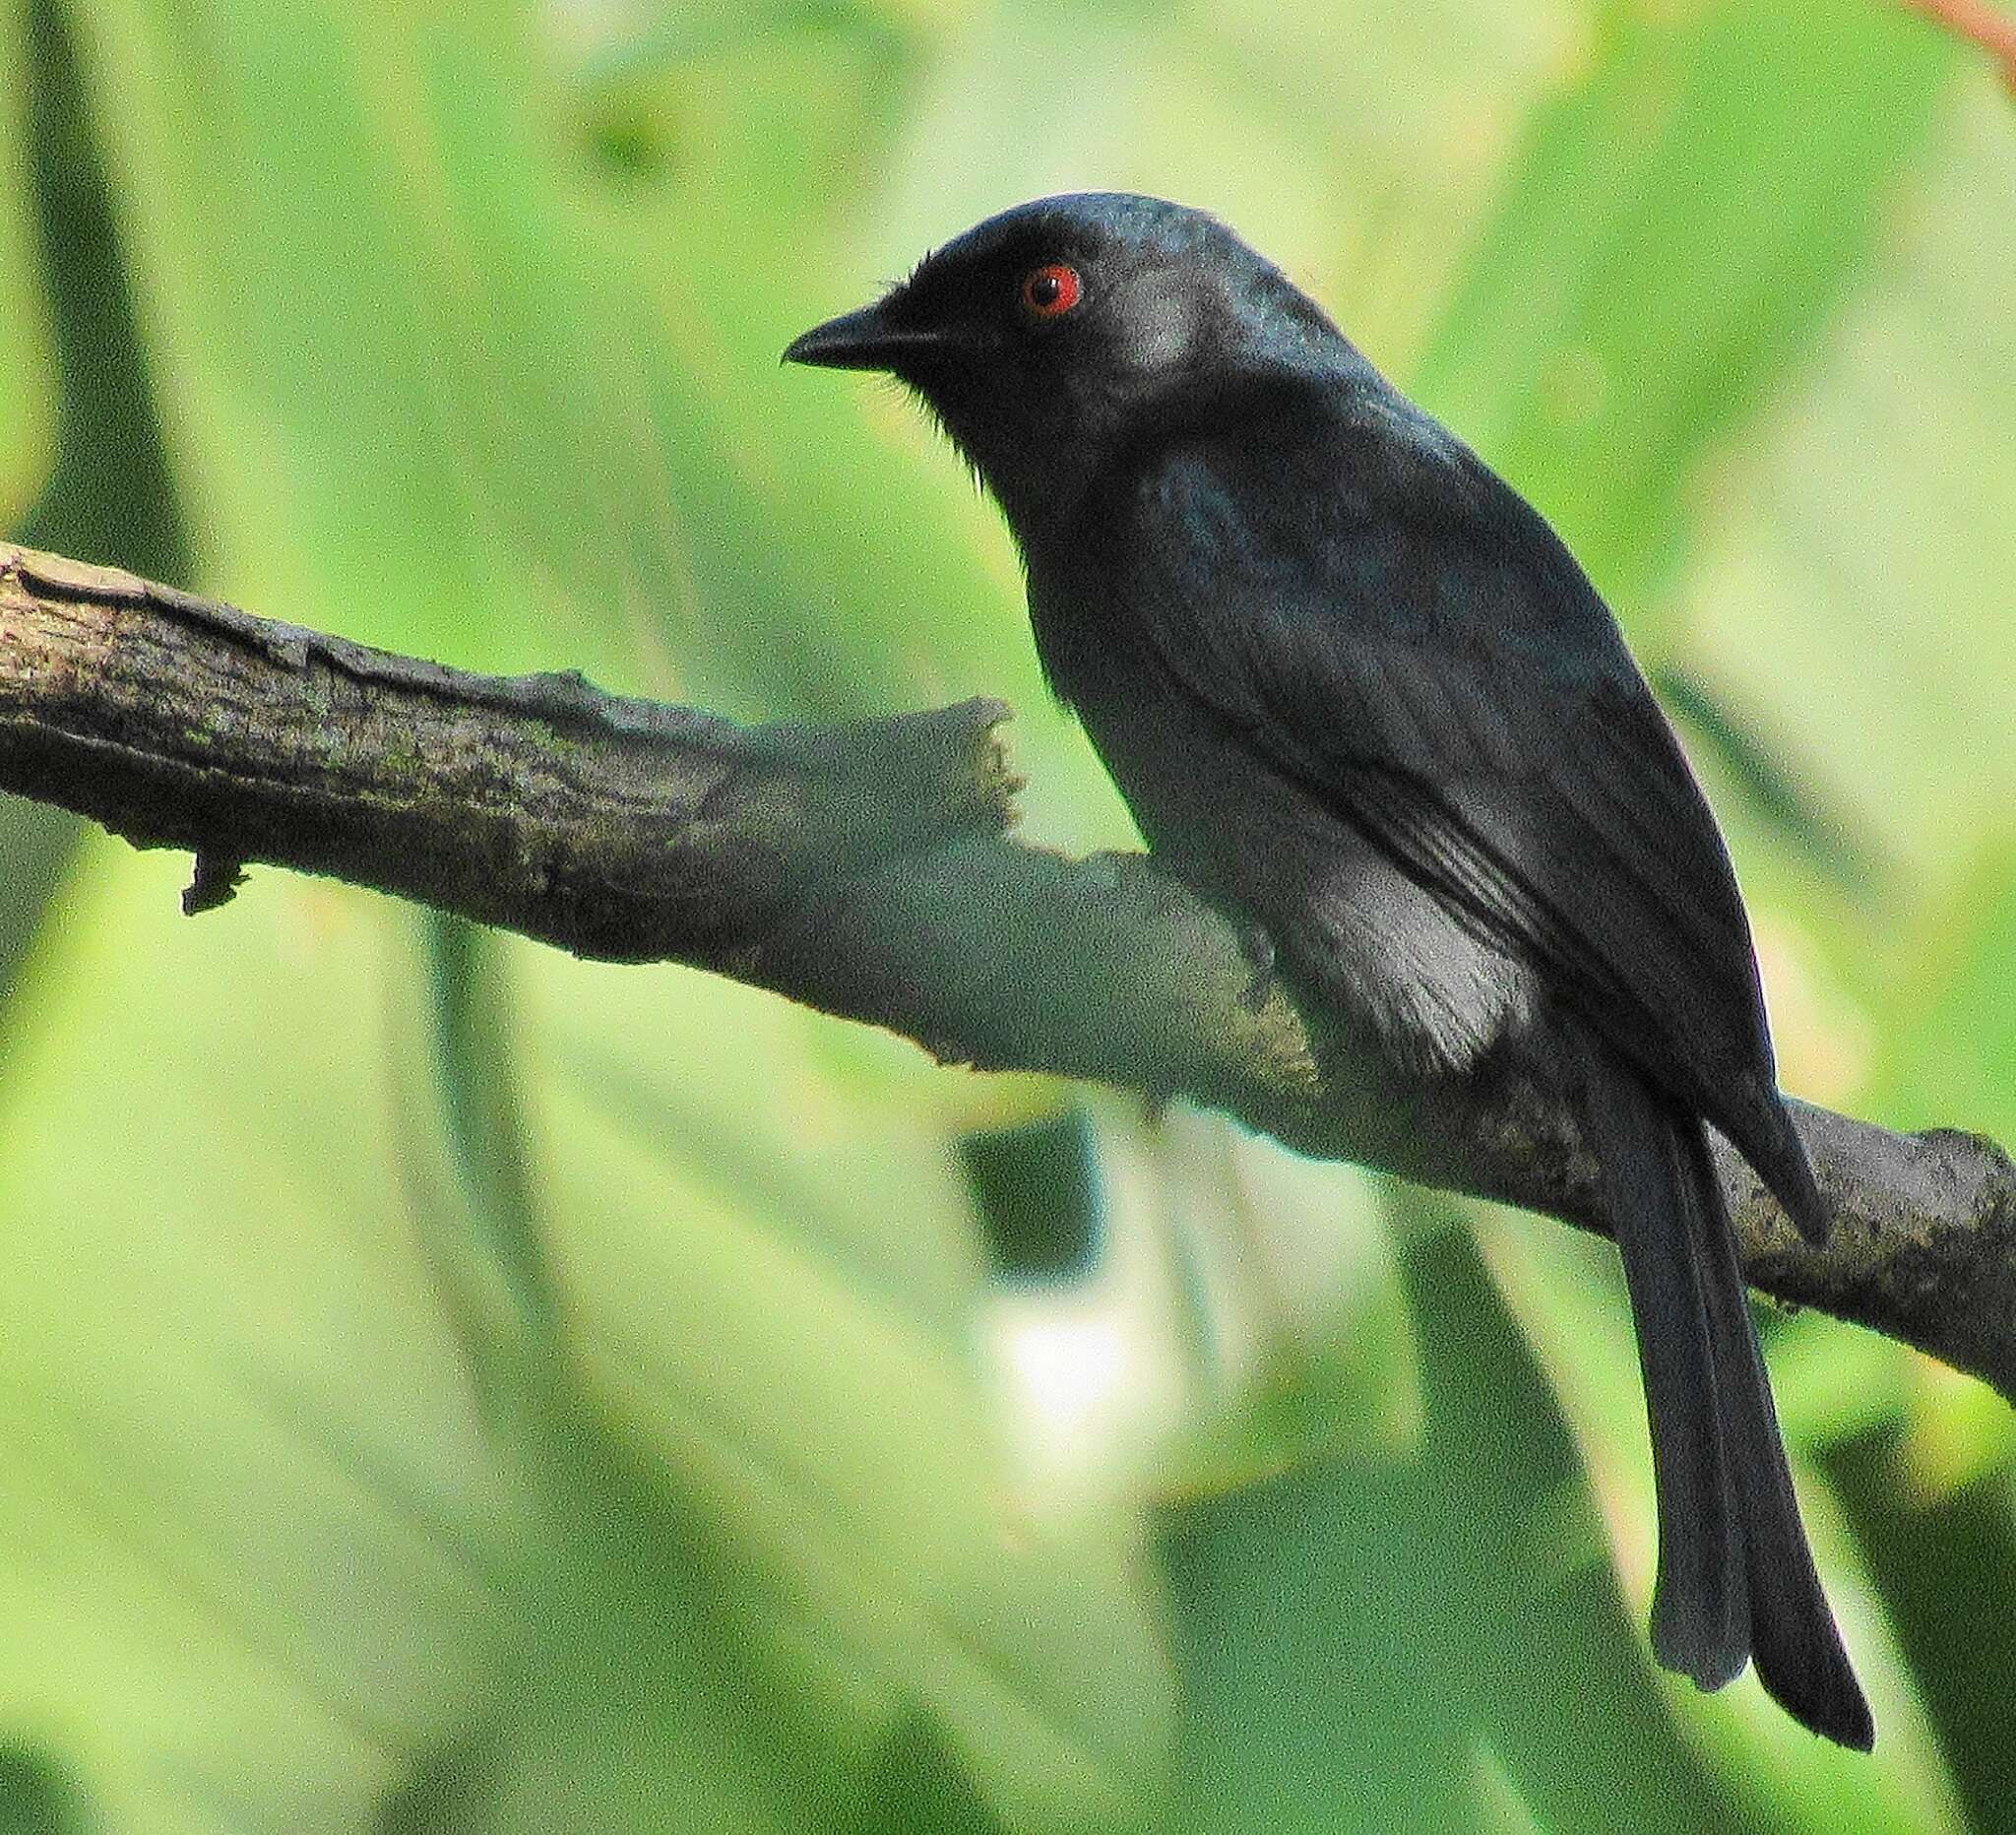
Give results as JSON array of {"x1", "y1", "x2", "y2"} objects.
[{"x1": 787, "y1": 192, "x2": 1871, "y2": 1749}]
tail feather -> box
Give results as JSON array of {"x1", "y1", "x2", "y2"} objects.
[
  {"x1": 1678, "y1": 1122, "x2": 1875, "y2": 1751},
  {"x1": 1586, "y1": 1056, "x2": 1872, "y2": 1747},
  {"x1": 1583, "y1": 1065, "x2": 1745, "y2": 1688},
  {"x1": 1719, "y1": 1082, "x2": 1830, "y2": 1246}
]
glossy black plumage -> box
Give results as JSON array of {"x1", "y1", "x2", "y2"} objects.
[{"x1": 788, "y1": 192, "x2": 1871, "y2": 1749}]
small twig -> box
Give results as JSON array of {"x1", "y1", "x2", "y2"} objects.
[{"x1": 182, "y1": 851, "x2": 246, "y2": 916}]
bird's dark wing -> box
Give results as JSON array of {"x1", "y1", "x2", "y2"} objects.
[{"x1": 1129, "y1": 430, "x2": 1785, "y2": 1146}]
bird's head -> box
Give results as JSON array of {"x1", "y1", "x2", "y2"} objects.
[{"x1": 785, "y1": 193, "x2": 1345, "y2": 539}]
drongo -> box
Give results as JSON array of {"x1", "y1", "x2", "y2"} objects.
[{"x1": 787, "y1": 192, "x2": 1871, "y2": 1750}]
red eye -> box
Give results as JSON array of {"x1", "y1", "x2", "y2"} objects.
[{"x1": 1020, "y1": 261, "x2": 1083, "y2": 319}]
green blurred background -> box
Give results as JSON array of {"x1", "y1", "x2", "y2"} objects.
[{"x1": 1, "y1": 0, "x2": 2013, "y2": 1827}]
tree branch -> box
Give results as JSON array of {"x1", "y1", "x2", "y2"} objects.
[
  {"x1": 4, "y1": 540, "x2": 2011, "y2": 1398},
  {"x1": 1904, "y1": 0, "x2": 2016, "y2": 95}
]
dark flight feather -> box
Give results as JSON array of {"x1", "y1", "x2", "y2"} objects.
[{"x1": 1114, "y1": 430, "x2": 1830, "y2": 1239}]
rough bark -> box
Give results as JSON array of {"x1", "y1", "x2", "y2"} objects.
[{"x1": 3, "y1": 540, "x2": 2011, "y2": 1397}]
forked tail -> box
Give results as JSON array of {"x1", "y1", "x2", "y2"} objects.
[{"x1": 1585, "y1": 1059, "x2": 1872, "y2": 1749}]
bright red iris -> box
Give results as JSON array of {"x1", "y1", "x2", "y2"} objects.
[{"x1": 1020, "y1": 262, "x2": 1083, "y2": 319}]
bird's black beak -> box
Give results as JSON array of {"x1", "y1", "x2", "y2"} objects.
[{"x1": 783, "y1": 301, "x2": 946, "y2": 372}]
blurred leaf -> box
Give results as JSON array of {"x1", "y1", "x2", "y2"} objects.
[
  {"x1": 391, "y1": 924, "x2": 1169, "y2": 1833},
  {"x1": 59, "y1": 1, "x2": 669, "y2": 674},
  {"x1": 1762, "y1": 1303, "x2": 1915, "y2": 1453},
  {"x1": 1649, "y1": 663, "x2": 1882, "y2": 897},
  {"x1": 0, "y1": 1745, "x2": 92, "y2": 1835},
  {"x1": 1478, "y1": 1214, "x2": 1966, "y2": 1831},
  {"x1": 2, "y1": 0, "x2": 205, "y2": 1053},
  {"x1": 382, "y1": 1391, "x2": 895, "y2": 1835},
  {"x1": 12, "y1": 0, "x2": 185, "y2": 578},
  {"x1": 599, "y1": 31, "x2": 1130, "y2": 861},
  {"x1": 32, "y1": 7, "x2": 1175, "y2": 1817},
  {"x1": 1889, "y1": 1358, "x2": 2016, "y2": 1504},
  {"x1": 0, "y1": 795, "x2": 74, "y2": 1041},
  {"x1": 1164, "y1": 1201, "x2": 1742, "y2": 1835},
  {"x1": 2, "y1": 0, "x2": 173, "y2": 1039},
  {"x1": 1872, "y1": 836, "x2": 2016, "y2": 1147},
  {"x1": 0, "y1": 0, "x2": 53, "y2": 526},
  {"x1": 1147, "y1": 1124, "x2": 1421, "y2": 1497},
  {"x1": 526, "y1": 946, "x2": 989, "y2": 1332},
  {"x1": 963, "y1": 1107, "x2": 1105, "y2": 1283},
  {"x1": 419, "y1": 915, "x2": 557, "y2": 1352},
  {"x1": 1163, "y1": 1452, "x2": 1498, "y2": 1835},
  {"x1": 515, "y1": 946, "x2": 1175, "y2": 1831},
  {"x1": 1411, "y1": 0, "x2": 1953, "y2": 617},
  {"x1": 1832, "y1": 1426, "x2": 2016, "y2": 1834},
  {"x1": 373, "y1": 923, "x2": 1175, "y2": 1828},
  {"x1": 844, "y1": 1710, "x2": 1010, "y2": 1835},
  {"x1": 1168, "y1": 0, "x2": 1582, "y2": 373},
  {"x1": 0, "y1": 848, "x2": 512, "y2": 1827},
  {"x1": 1675, "y1": 77, "x2": 2016, "y2": 908},
  {"x1": 0, "y1": 847, "x2": 1170, "y2": 1832}
]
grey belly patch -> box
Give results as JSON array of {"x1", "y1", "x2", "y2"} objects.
[{"x1": 1282, "y1": 845, "x2": 1536, "y2": 1077}]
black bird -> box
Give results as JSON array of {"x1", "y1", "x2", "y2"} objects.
[{"x1": 786, "y1": 193, "x2": 1871, "y2": 1749}]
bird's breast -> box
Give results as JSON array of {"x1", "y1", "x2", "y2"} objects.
[{"x1": 1025, "y1": 511, "x2": 1537, "y2": 1078}]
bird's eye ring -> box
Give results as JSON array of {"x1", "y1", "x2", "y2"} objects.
[{"x1": 1020, "y1": 261, "x2": 1083, "y2": 320}]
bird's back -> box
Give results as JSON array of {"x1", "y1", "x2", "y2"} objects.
[{"x1": 1028, "y1": 382, "x2": 1789, "y2": 1129}]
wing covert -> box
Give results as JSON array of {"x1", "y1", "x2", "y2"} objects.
[{"x1": 1130, "y1": 434, "x2": 1777, "y2": 1105}]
